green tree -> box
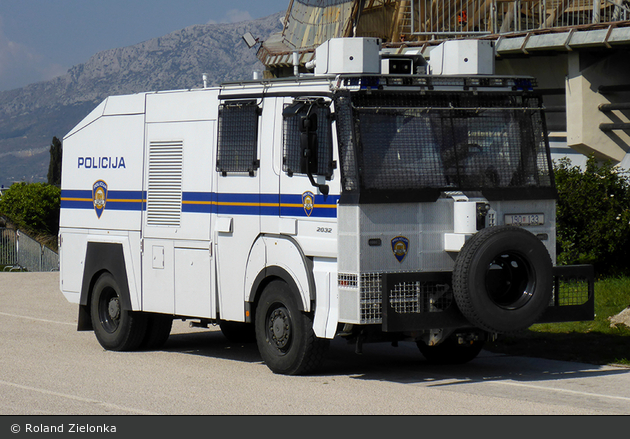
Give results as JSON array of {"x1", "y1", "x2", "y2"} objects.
[
  {"x1": 555, "y1": 156, "x2": 630, "y2": 275},
  {"x1": 47, "y1": 136, "x2": 62, "y2": 186},
  {"x1": 0, "y1": 182, "x2": 61, "y2": 237}
]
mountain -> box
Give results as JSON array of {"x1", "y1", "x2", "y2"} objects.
[{"x1": 0, "y1": 12, "x2": 285, "y2": 186}]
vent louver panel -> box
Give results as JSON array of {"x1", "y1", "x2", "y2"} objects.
[{"x1": 147, "y1": 140, "x2": 183, "y2": 227}]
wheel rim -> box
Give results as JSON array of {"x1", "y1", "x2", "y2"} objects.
[
  {"x1": 266, "y1": 305, "x2": 292, "y2": 354},
  {"x1": 484, "y1": 251, "x2": 535, "y2": 310},
  {"x1": 98, "y1": 287, "x2": 121, "y2": 334}
]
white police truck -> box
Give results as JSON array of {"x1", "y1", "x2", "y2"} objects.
[{"x1": 59, "y1": 38, "x2": 594, "y2": 375}]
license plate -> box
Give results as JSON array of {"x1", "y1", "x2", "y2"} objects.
[{"x1": 504, "y1": 213, "x2": 545, "y2": 226}]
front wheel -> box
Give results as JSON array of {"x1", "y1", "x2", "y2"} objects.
[
  {"x1": 90, "y1": 272, "x2": 147, "y2": 351},
  {"x1": 255, "y1": 280, "x2": 329, "y2": 375}
]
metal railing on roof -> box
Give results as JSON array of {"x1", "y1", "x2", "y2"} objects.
[{"x1": 403, "y1": 0, "x2": 630, "y2": 38}]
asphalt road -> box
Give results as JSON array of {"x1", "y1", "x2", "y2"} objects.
[{"x1": 1, "y1": 272, "x2": 630, "y2": 416}]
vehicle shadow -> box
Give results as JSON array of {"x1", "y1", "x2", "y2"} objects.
[
  {"x1": 320, "y1": 338, "x2": 630, "y2": 387},
  {"x1": 159, "y1": 326, "x2": 630, "y2": 386},
  {"x1": 160, "y1": 328, "x2": 263, "y2": 365}
]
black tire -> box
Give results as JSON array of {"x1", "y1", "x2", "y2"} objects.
[
  {"x1": 417, "y1": 338, "x2": 484, "y2": 364},
  {"x1": 219, "y1": 320, "x2": 256, "y2": 343},
  {"x1": 90, "y1": 272, "x2": 147, "y2": 351},
  {"x1": 453, "y1": 225, "x2": 553, "y2": 333},
  {"x1": 255, "y1": 280, "x2": 329, "y2": 375},
  {"x1": 140, "y1": 313, "x2": 173, "y2": 350}
]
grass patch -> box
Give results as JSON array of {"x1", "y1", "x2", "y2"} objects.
[{"x1": 486, "y1": 276, "x2": 630, "y2": 366}]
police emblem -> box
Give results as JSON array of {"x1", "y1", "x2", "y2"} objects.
[
  {"x1": 302, "y1": 191, "x2": 315, "y2": 217},
  {"x1": 92, "y1": 180, "x2": 108, "y2": 219},
  {"x1": 391, "y1": 236, "x2": 409, "y2": 263}
]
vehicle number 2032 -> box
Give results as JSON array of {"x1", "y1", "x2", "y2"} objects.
[{"x1": 316, "y1": 227, "x2": 333, "y2": 234}]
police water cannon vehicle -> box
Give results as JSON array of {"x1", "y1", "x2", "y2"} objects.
[{"x1": 59, "y1": 38, "x2": 594, "y2": 375}]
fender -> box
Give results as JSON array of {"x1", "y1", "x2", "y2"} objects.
[
  {"x1": 77, "y1": 241, "x2": 133, "y2": 331},
  {"x1": 245, "y1": 234, "x2": 315, "y2": 316}
]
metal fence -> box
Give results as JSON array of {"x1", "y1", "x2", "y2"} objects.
[
  {"x1": 0, "y1": 228, "x2": 18, "y2": 270},
  {"x1": 404, "y1": 0, "x2": 630, "y2": 38},
  {"x1": 0, "y1": 228, "x2": 59, "y2": 272}
]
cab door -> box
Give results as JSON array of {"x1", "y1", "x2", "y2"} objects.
[{"x1": 278, "y1": 97, "x2": 340, "y2": 258}]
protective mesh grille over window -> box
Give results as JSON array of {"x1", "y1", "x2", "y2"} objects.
[
  {"x1": 336, "y1": 91, "x2": 553, "y2": 193},
  {"x1": 147, "y1": 140, "x2": 183, "y2": 227},
  {"x1": 334, "y1": 93, "x2": 359, "y2": 192},
  {"x1": 283, "y1": 101, "x2": 334, "y2": 178},
  {"x1": 217, "y1": 101, "x2": 260, "y2": 174}
]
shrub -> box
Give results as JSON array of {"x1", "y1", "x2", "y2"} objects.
[
  {"x1": 554, "y1": 156, "x2": 630, "y2": 275},
  {"x1": 0, "y1": 182, "x2": 61, "y2": 238}
]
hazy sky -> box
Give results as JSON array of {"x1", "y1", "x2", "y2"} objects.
[{"x1": 0, "y1": 0, "x2": 289, "y2": 92}]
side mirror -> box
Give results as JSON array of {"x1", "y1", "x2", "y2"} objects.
[
  {"x1": 299, "y1": 111, "x2": 329, "y2": 195},
  {"x1": 300, "y1": 112, "x2": 318, "y2": 174}
]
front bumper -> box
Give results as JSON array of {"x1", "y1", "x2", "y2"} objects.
[{"x1": 381, "y1": 265, "x2": 594, "y2": 333}]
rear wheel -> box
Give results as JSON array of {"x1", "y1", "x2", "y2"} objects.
[
  {"x1": 140, "y1": 313, "x2": 173, "y2": 350},
  {"x1": 90, "y1": 272, "x2": 147, "y2": 351},
  {"x1": 255, "y1": 280, "x2": 329, "y2": 375}
]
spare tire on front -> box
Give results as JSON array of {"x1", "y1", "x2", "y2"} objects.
[{"x1": 452, "y1": 225, "x2": 553, "y2": 333}]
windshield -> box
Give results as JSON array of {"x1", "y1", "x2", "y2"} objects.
[{"x1": 334, "y1": 90, "x2": 554, "y2": 202}]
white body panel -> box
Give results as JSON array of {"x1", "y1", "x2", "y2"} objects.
[
  {"x1": 59, "y1": 229, "x2": 87, "y2": 299},
  {"x1": 174, "y1": 246, "x2": 213, "y2": 318},
  {"x1": 60, "y1": 113, "x2": 145, "y2": 232}
]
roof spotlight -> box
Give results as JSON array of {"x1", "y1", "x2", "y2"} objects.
[{"x1": 242, "y1": 32, "x2": 259, "y2": 49}]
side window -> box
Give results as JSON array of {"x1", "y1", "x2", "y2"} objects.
[
  {"x1": 217, "y1": 100, "x2": 260, "y2": 176},
  {"x1": 283, "y1": 99, "x2": 334, "y2": 179}
]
